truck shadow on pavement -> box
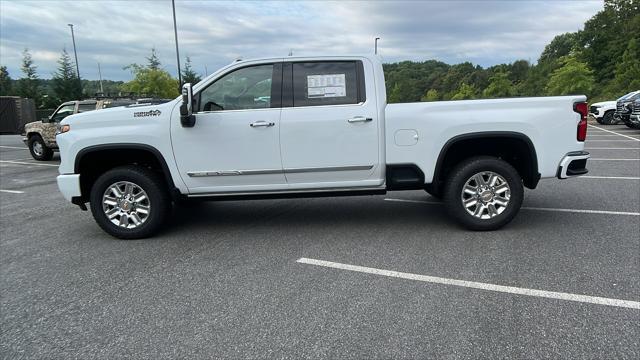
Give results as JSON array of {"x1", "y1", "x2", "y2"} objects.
[{"x1": 161, "y1": 195, "x2": 548, "y2": 240}]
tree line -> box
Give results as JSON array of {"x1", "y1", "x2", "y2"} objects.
[
  {"x1": 385, "y1": 0, "x2": 639, "y2": 103},
  {"x1": 0, "y1": 47, "x2": 201, "y2": 109},
  {"x1": 1, "y1": 0, "x2": 637, "y2": 108}
]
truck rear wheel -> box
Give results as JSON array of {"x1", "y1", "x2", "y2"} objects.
[
  {"x1": 443, "y1": 157, "x2": 523, "y2": 231},
  {"x1": 28, "y1": 135, "x2": 53, "y2": 161},
  {"x1": 89, "y1": 165, "x2": 171, "y2": 239}
]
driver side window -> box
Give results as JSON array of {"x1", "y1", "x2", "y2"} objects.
[
  {"x1": 51, "y1": 104, "x2": 75, "y2": 122},
  {"x1": 198, "y1": 64, "x2": 274, "y2": 112}
]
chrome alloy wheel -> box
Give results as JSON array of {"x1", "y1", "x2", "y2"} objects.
[
  {"x1": 102, "y1": 181, "x2": 150, "y2": 229},
  {"x1": 461, "y1": 171, "x2": 511, "y2": 220},
  {"x1": 32, "y1": 141, "x2": 43, "y2": 156}
]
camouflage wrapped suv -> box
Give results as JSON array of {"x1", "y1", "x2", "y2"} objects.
[{"x1": 23, "y1": 100, "x2": 114, "y2": 160}]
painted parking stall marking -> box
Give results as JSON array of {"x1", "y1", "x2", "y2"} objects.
[
  {"x1": 588, "y1": 125, "x2": 640, "y2": 142},
  {"x1": 0, "y1": 160, "x2": 59, "y2": 167},
  {"x1": 0, "y1": 189, "x2": 25, "y2": 194},
  {"x1": 297, "y1": 258, "x2": 640, "y2": 310}
]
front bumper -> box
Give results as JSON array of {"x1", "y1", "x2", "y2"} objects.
[
  {"x1": 629, "y1": 114, "x2": 640, "y2": 125},
  {"x1": 57, "y1": 174, "x2": 81, "y2": 202},
  {"x1": 557, "y1": 151, "x2": 590, "y2": 179}
]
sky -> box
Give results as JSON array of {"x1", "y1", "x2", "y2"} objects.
[{"x1": 0, "y1": 0, "x2": 604, "y2": 81}]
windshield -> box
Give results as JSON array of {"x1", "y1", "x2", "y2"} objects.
[{"x1": 618, "y1": 91, "x2": 640, "y2": 101}]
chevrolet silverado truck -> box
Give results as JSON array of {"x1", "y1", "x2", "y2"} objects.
[
  {"x1": 55, "y1": 55, "x2": 590, "y2": 239},
  {"x1": 614, "y1": 90, "x2": 640, "y2": 126}
]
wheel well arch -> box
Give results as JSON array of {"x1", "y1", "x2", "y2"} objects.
[
  {"x1": 428, "y1": 132, "x2": 540, "y2": 196},
  {"x1": 74, "y1": 144, "x2": 177, "y2": 202},
  {"x1": 26, "y1": 131, "x2": 41, "y2": 139}
]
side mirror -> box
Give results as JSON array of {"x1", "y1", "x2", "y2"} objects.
[{"x1": 180, "y1": 83, "x2": 195, "y2": 127}]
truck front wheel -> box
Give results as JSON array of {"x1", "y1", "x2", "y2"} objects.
[
  {"x1": 28, "y1": 135, "x2": 53, "y2": 161},
  {"x1": 443, "y1": 157, "x2": 523, "y2": 231},
  {"x1": 602, "y1": 110, "x2": 615, "y2": 125},
  {"x1": 89, "y1": 165, "x2": 171, "y2": 239}
]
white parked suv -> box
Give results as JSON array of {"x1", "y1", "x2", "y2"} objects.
[
  {"x1": 589, "y1": 100, "x2": 617, "y2": 124},
  {"x1": 56, "y1": 55, "x2": 590, "y2": 239}
]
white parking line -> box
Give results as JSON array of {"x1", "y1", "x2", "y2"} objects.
[
  {"x1": 0, "y1": 145, "x2": 28, "y2": 150},
  {"x1": 580, "y1": 175, "x2": 640, "y2": 180},
  {"x1": 296, "y1": 257, "x2": 640, "y2": 310},
  {"x1": 588, "y1": 125, "x2": 640, "y2": 141},
  {"x1": 0, "y1": 160, "x2": 59, "y2": 167},
  {"x1": 589, "y1": 158, "x2": 640, "y2": 161},
  {"x1": 585, "y1": 140, "x2": 639, "y2": 142},
  {"x1": 585, "y1": 147, "x2": 640, "y2": 150},
  {"x1": 383, "y1": 198, "x2": 640, "y2": 216},
  {"x1": 0, "y1": 189, "x2": 25, "y2": 194}
]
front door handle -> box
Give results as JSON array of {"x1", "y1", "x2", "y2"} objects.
[
  {"x1": 348, "y1": 116, "x2": 373, "y2": 123},
  {"x1": 250, "y1": 121, "x2": 275, "y2": 127}
]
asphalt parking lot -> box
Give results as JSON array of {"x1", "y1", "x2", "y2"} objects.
[{"x1": 1, "y1": 123, "x2": 639, "y2": 359}]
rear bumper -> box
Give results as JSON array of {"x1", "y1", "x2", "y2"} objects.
[
  {"x1": 57, "y1": 174, "x2": 81, "y2": 202},
  {"x1": 557, "y1": 151, "x2": 590, "y2": 179}
]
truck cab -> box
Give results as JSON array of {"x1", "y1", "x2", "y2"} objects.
[{"x1": 55, "y1": 55, "x2": 590, "y2": 239}]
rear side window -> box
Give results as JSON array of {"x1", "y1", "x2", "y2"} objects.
[
  {"x1": 292, "y1": 61, "x2": 362, "y2": 107},
  {"x1": 78, "y1": 102, "x2": 97, "y2": 112}
]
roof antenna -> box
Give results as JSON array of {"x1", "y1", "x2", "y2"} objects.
[{"x1": 288, "y1": 49, "x2": 293, "y2": 56}]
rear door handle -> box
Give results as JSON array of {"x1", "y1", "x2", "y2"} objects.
[
  {"x1": 250, "y1": 121, "x2": 275, "y2": 127},
  {"x1": 348, "y1": 116, "x2": 373, "y2": 123}
]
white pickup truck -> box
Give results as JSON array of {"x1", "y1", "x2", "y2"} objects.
[{"x1": 56, "y1": 55, "x2": 590, "y2": 239}]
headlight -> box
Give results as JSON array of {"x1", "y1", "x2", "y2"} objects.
[{"x1": 56, "y1": 124, "x2": 71, "y2": 135}]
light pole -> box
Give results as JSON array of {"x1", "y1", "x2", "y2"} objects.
[
  {"x1": 67, "y1": 24, "x2": 80, "y2": 78},
  {"x1": 172, "y1": 0, "x2": 182, "y2": 92},
  {"x1": 68, "y1": 23, "x2": 82, "y2": 93},
  {"x1": 375, "y1": 37, "x2": 380, "y2": 55}
]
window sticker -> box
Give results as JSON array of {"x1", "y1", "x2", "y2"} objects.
[{"x1": 307, "y1": 74, "x2": 346, "y2": 98}]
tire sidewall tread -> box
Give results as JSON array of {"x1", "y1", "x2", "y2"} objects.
[
  {"x1": 28, "y1": 135, "x2": 53, "y2": 161},
  {"x1": 443, "y1": 156, "x2": 524, "y2": 231},
  {"x1": 89, "y1": 165, "x2": 170, "y2": 239}
]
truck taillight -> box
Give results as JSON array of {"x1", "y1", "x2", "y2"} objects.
[{"x1": 574, "y1": 102, "x2": 588, "y2": 142}]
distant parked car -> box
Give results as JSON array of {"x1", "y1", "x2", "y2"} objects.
[
  {"x1": 22, "y1": 100, "x2": 105, "y2": 160},
  {"x1": 614, "y1": 90, "x2": 640, "y2": 126},
  {"x1": 589, "y1": 100, "x2": 617, "y2": 124}
]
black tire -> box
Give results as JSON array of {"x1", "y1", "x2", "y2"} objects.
[
  {"x1": 89, "y1": 165, "x2": 171, "y2": 239},
  {"x1": 443, "y1": 156, "x2": 524, "y2": 231},
  {"x1": 596, "y1": 116, "x2": 605, "y2": 124},
  {"x1": 602, "y1": 110, "x2": 615, "y2": 125},
  {"x1": 28, "y1": 135, "x2": 53, "y2": 161}
]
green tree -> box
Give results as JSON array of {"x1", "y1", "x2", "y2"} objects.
[
  {"x1": 122, "y1": 63, "x2": 179, "y2": 98},
  {"x1": 182, "y1": 56, "x2": 201, "y2": 85},
  {"x1": 545, "y1": 54, "x2": 595, "y2": 96},
  {"x1": 539, "y1": 33, "x2": 579, "y2": 65},
  {"x1": 147, "y1": 48, "x2": 161, "y2": 70},
  {"x1": 482, "y1": 71, "x2": 514, "y2": 98},
  {"x1": 451, "y1": 83, "x2": 477, "y2": 100},
  {"x1": 16, "y1": 48, "x2": 40, "y2": 103},
  {"x1": 421, "y1": 89, "x2": 439, "y2": 102},
  {"x1": 52, "y1": 49, "x2": 82, "y2": 102},
  {"x1": 613, "y1": 38, "x2": 640, "y2": 91},
  {"x1": 0, "y1": 66, "x2": 12, "y2": 95}
]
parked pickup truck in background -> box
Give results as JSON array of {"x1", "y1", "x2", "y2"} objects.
[
  {"x1": 55, "y1": 55, "x2": 590, "y2": 239},
  {"x1": 615, "y1": 90, "x2": 640, "y2": 127}
]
